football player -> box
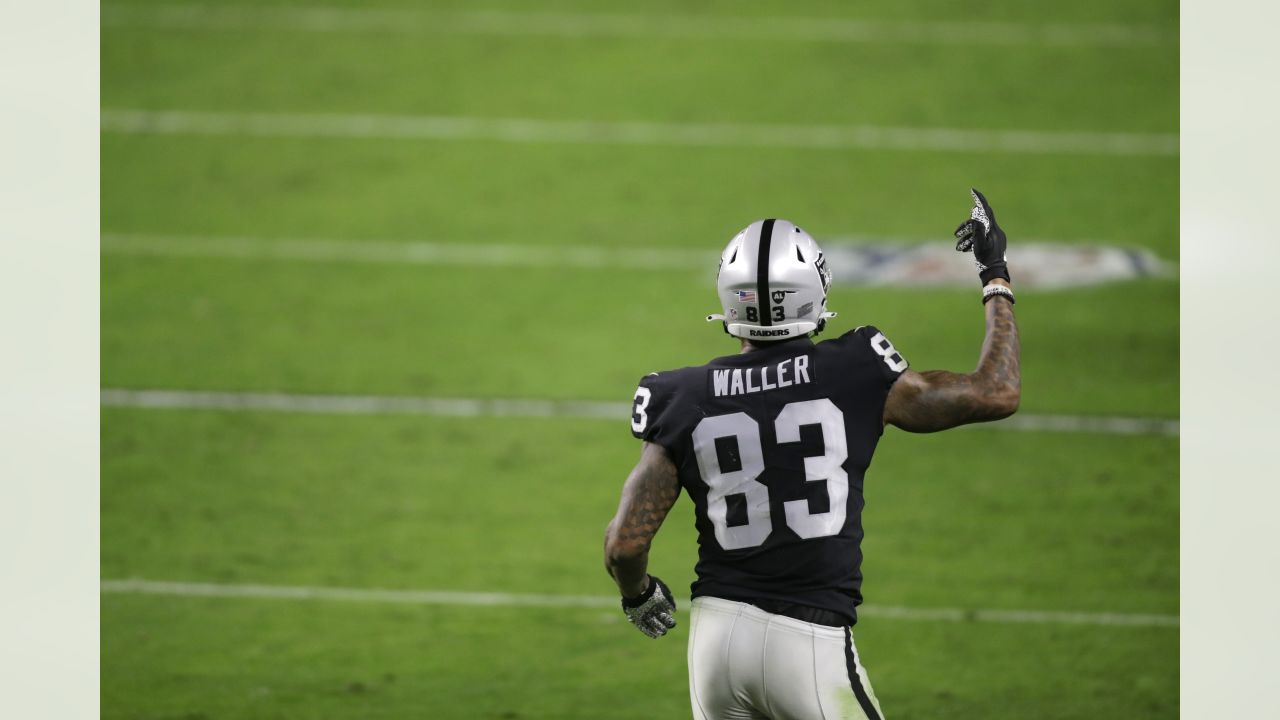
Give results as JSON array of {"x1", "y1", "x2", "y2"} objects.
[{"x1": 603, "y1": 190, "x2": 1020, "y2": 719}]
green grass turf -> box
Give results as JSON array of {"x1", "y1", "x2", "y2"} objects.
[
  {"x1": 102, "y1": 254, "x2": 1177, "y2": 417},
  {"x1": 101, "y1": 135, "x2": 1179, "y2": 260},
  {"x1": 105, "y1": 0, "x2": 1181, "y2": 25},
  {"x1": 101, "y1": 0, "x2": 1178, "y2": 717},
  {"x1": 102, "y1": 595, "x2": 1176, "y2": 720},
  {"x1": 102, "y1": 26, "x2": 1177, "y2": 134},
  {"x1": 102, "y1": 410, "x2": 1177, "y2": 613},
  {"x1": 102, "y1": 0, "x2": 1178, "y2": 257},
  {"x1": 102, "y1": 409, "x2": 1176, "y2": 718}
]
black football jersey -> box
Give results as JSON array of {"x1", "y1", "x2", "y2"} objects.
[{"x1": 630, "y1": 326, "x2": 907, "y2": 625}]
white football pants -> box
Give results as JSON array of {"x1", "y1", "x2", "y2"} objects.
[{"x1": 687, "y1": 597, "x2": 885, "y2": 720}]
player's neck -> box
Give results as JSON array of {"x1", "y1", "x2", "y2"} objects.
[{"x1": 739, "y1": 337, "x2": 806, "y2": 354}]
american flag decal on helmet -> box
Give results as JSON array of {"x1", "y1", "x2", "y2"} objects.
[{"x1": 736, "y1": 290, "x2": 757, "y2": 302}]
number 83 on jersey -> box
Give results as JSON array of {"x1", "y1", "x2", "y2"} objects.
[{"x1": 690, "y1": 399, "x2": 849, "y2": 551}]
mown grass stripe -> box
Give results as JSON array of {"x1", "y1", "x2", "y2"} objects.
[
  {"x1": 101, "y1": 4, "x2": 1177, "y2": 49},
  {"x1": 100, "y1": 578, "x2": 1179, "y2": 628},
  {"x1": 100, "y1": 110, "x2": 1179, "y2": 158},
  {"x1": 100, "y1": 388, "x2": 1180, "y2": 436}
]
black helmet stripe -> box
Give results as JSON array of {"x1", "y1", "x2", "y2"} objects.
[{"x1": 757, "y1": 218, "x2": 776, "y2": 326}]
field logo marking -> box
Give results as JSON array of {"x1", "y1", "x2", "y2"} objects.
[
  {"x1": 101, "y1": 4, "x2": 1177, "y2": 50},
  {"x1": 100, "y1": 110, "x2": 1179, "y2": 158},
  {"x1": 100, "y1": 578, "x2": 1179, "y2": 628},
  {"x1": 99, "y1": 388, "x2": 1180, "y2": 437}
]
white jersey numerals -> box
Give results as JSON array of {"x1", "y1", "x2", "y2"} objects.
[
  {"x1": 630, "y1": 387, "x2": 652, "y2": 434},
  {"x1": 693, "y1": 413, "x2": 770, "y2": 550},
  {"x1": 776, "y1": 399, "x2": 848, "y2": 539},
  {"x1": 692, "y1": 400, "x2": 849, "y2": 551},
  {"x1": 870, "y1": 332, "x2": 908, "y2": 373}
]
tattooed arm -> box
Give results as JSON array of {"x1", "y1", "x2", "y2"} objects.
[
  {"x1": 604, "y1": 441, "x2": 681, "y2": 598},
  {"x1": 884, "y1": 280, "x2": 1021, "y2": 432}
]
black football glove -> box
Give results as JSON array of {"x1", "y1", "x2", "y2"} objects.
[
  {"x1": 621, "y1": 575, "x2": 677, "y2": 639},
  {"x1": 954, "y1": 188, "x2": 1011, "y2": 286}
]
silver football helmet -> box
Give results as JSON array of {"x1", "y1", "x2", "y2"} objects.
[{"x1": 706, "y1": 219, "x2": 837, "y2": 341}]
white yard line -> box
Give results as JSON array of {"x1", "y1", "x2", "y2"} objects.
[
  {"x1": 100, "y1": 110, "x2": 1179, "y2": 158},
  {"x1": 101, "y1": 388, "x2": 623, "y2": 421},
  {"x1": 100, "y1": 388, "x2": 1180, "y2": 437},
  {"x1": 101, "y1": 4, "x2": 1176, "y2": 50},
  {"x1": 100, "y1": 232, "x2": 1177, "y2": 289},
  {"x1": 100, "y1": 578, "x2": 1178, "y2": 628},
  {"x1": 101, "y1": 233, "x2": 712, "y2": 271}
]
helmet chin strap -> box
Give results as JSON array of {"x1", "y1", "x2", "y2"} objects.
[
  {"x1": 815, "y1": 311, "x2": 838, "y2": 336},
  {"x1": 706, "y1": 311, "x2": 840, "y2": 338},
  {"x1": 707, "y1": 312, "x2": 836, "y2": 322},
  {"x1": 705, "y1": 314, "x2": 730, "y2": 335}
]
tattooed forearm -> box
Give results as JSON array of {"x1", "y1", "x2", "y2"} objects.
[
  {"x1": 605, "y1": 442, "x2": 681, "y2": 597},
  {"x1": 884, "y1": 294, "x2": 1020, "y2": 432}
]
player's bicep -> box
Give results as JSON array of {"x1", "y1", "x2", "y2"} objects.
[
  {"x1": 883, "y1": 369, "x2": 929, "y2": 429},
  {"x1": 883, "y1": 367, "x2": 990, "y2": 432},
  {"x1": 606, "y1": 442, "x2": 681, "y2": 555}
]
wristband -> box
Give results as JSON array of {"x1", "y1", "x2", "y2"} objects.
[
  {"x1": 982, "y1": 284, "x2": 1015, "y2": 304},
  {"x1": 621, "y1": 576, "x2": 658, "y2": 608}
]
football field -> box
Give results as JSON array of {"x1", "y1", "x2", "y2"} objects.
[{"x1": 101, "y1": 1, "x2": 1179, "y2": 718}]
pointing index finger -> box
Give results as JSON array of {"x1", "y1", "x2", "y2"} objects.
[{"x1": 970, "y1": 188, "x2": 996, "y2": 223}]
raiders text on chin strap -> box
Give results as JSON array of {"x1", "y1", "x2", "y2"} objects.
[{"x1": 706, "y1": 219, "x2": 837, "y2": 341}]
